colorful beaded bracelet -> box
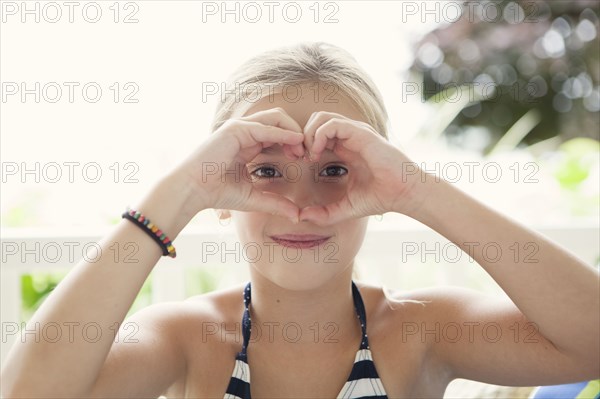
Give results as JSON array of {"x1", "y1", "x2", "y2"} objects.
[{"x1": 121, "y1": 207, "x2": 177, "y2": 258}]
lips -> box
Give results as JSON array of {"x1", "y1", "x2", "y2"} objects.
[{"x1": 269, "y1": 234, "x2": 332, "y2": 248}]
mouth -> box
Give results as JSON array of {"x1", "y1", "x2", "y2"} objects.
[{"x1": 268, "y1": 234, "x2": 332, "y2": 249}]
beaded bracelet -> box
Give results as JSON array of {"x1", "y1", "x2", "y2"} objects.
[{"x1": 121, "y1": 207, "x2": 177, "y2": 258}]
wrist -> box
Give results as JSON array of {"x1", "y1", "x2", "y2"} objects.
[
  {"x1": 402, "y1": 174, "x2": 454, "y2": 224},
  {"x1": 132, "y1": 171, "x2": 201, "y2": 240},
  {"x1": 393, "y1": 168, "x2": 436, "y2": 220}
]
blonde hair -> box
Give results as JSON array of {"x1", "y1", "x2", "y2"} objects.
[
  {"x1": 382, "y1": 285, "x2": 430, "y2": 309},
  {"x1": 209, "y1": 41, "x2": 390, "y2": 140}
]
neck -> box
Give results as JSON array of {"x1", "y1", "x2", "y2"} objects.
[{"x1": 247, "y1": 266, "x2": 361, "y2": 347}]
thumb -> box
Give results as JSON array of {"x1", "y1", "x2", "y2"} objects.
[
  {"x1": 299, "y1": 200, "x2": 354, "y2": 226},
  {"x1": 247, "y1": 190, "x2": 300, "y2": 223}
]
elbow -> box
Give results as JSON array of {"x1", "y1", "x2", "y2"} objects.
[{"x1": 564, "y1": 349, "x2": 600, "y2": 381}]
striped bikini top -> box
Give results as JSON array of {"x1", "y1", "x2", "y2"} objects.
[{"x1": 224, "y1": 281, "x2": 389, "y2": 399}]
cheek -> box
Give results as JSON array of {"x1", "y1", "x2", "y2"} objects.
[
  {"x1": 317, "y1": 181, "x2": 349, "y2": 200},
  {"x1": 337, "y1": 218, "x2": 369, "y2": 252},
  {"x1": 253, "y1": 179, "x2": 349, "y2": 203},
  {"x1": 231, "y1": 212, "x2": 265, "y2": 241}
]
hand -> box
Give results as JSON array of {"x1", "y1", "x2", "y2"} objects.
[
  {"x1": 173, "y1": 108, "x2": 307, "y2": 222},
  {"x1": 298, "y1": 112, "x2": 423, "y2": 226}
]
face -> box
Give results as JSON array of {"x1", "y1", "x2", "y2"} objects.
[{"x1": 228, "y1": 83, "x2": 371, "y2": 290}]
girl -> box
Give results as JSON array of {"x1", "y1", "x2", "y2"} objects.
[{"x1": 2, "y1": 41, "x2": 599, "y2": 399}]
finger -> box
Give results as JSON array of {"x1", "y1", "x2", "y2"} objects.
[
  {"x1": 238, "y1": 122, "x2": 305, "y2": 149},
  {"x1": 303, "y1": 112, "x2": 347, "y2": 159},
  {"x1": 303, "y1": 111, "x2": 349, "y2": 140},
  {"x1": 283, "y1": 142, "x2": 305, "y2": 158},
  {"x1": 298, "y1": 199, "x2": 355, "y2": 226},
  {"x1": 243, "y1": 107, "x2": 303, "y2": 134},
  {"x1": 260, "y1": 142, "x2": 303, "y2": 160},
  {"x1": 302, "y1": 112, "x2": 319, "y2": 156},
  {"x1": 247, "y1": 190, "x2": 300, "y2": 224},
  {"x1": 311, "y1": 119, "x2": 367, "y2": 162},
  {"x1": 299, "y1": 206, "x2": 346, "y2": 226},
  {"x1": 290, "y1": 143, "x2": 305, "y2": 157},
  {"x1": 310, "y1": 120, "x2": 348, "y2": 162},
  {"x1": 282, "y1": 144, "x2": 299, "y2": 160}
]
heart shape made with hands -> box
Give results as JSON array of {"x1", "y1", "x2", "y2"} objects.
[
  {"x1": 249, "y1": 113, "x2": 407, "y2": 226},
  {"x1": 217, "y1": 112, "x2": 413, "y2": 226}
]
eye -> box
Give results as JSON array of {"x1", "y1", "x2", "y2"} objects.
[
  {"x1": 320, "y1": 165, "x2": 348, "y2": 178},
  {"x1": 250, "y1": 165, "x2": 282, "y2": 179}
]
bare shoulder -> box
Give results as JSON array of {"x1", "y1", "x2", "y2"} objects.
[
  {"x1": 133, "y1": 282, "x2": 246, "y2": 329},
  {"x1": 381, "y1": 284, "x2": 495, "y2": 320},
  {"x1": 177, "y1": 282, "x2": 248, "y2": 338},
  {"x1": 379, "y1": 285, "x2": 592, "y2": 386},
  {"x1": 123, "y1": 282, "x2": 247, "y2": 361},
  {"x1": 353, "y1": 281, "x2": 453, "y2": 322},
  {"x1": 352, "y1": 282, "x2": 458, "y2": 397},
  {"x1": 151, "y1": 284, "x2": 248, "y2": 398},
  {"x1": 87, "y1": 284, "x2": 247, "y2": 398},
  {"x1": 182, "y1": 282, "x2": 247, "y2": 311},
  {"x1": 385, "y1": 283, "x2": 477, "y2": 305},
  {"x1": 373, "y1": 284, "x2": 507, "y2": 351}
]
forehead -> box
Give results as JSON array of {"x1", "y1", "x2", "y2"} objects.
[{"x1": 240, "y1": 83, "x2": 368, "y2": 128}]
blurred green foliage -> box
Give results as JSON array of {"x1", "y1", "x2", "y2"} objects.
[
  {"x1": 184, "y1": 266, "x2": 222, "y2": 297},
  {"x1": 553, "y1": 137, "x2": 599, "y2": 189},
  {"x1": 3, "y1": 190, "x2": 44, "y2": 227},
  {"x1": 20, "y1": 270, "x2": 153, "y2": 323},
  {"x1": 20, "y1": 266, "x2": 221, "y2": 324},
  {"x1": 410, "y1": 0, "x2": 600, "y2": 152},
  {"x1": 20, "y1": 271, "x2": 68, "y2": 323}
]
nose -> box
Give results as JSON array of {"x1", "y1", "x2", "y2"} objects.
[
  {"x1": 284, "y1": 165, "x2": 322, "y2": 209},
  {"x1": 282, "y1": 160, "x2": 348, "y2": 210}
]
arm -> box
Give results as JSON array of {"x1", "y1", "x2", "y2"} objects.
[
  {"x1": 0, "y1": 109, "x2": 306, "y2": 398},
  {"x1": 292, "y1": 111, "x2": 598, "y2": 382},
  {"x1": 0, "y1": 171, "x2": 200, "y2": 398},
  {"x1": 402, "y1": 174, "x2": 600, "y2": 383}
]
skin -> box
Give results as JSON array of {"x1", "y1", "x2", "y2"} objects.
[
  {"x1": 3, "y1": 83, "x2": 598, "y2": 399},
  {"x1": 169, "y1": 84, "x2": 599, "y2": 397}
]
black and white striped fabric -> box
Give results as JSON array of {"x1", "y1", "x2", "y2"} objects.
[{"x1": 224, "y1": 281, "x2": 388, "y2": 399}]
